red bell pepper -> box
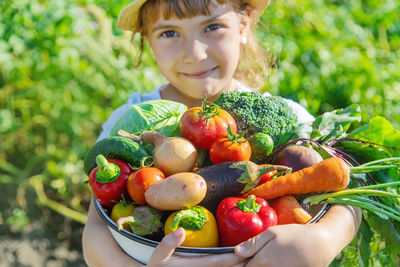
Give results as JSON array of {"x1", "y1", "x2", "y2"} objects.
[
  {"x1": 216, "y1": 195, "x2": 278, "y2": 246},
  {"x1": 89, "y1": 154, "x2": 133, "y2": 208}
]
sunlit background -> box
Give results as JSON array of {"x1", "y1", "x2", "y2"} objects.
[{"x1": 1, "y1": 0, "x2": 399, "y2": 266}]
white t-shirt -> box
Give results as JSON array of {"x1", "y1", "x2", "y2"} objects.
[{"x1": 98, "y1": 81, "x2": 314, "y2": 140}]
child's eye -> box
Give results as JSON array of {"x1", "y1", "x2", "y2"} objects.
[
  {"x1": 160, "y1": 30, "x2": 179, "y2": 38},
  {"x1": 205, "y1": 24, "x2": 222, "y2": 33}
]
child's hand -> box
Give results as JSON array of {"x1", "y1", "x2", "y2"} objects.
[
  {"x1": 234, "y1": 204, "x2": 361, "y2": 267},
  {"x1": 234, "y1": 223, "x2": 334, "y2": 267},
  {"x1": 83, "y1": 199, "x2": 247, "y2": 267},
  {"x1": 148, "y1": 227, "x2": 246, "y2": 267}
]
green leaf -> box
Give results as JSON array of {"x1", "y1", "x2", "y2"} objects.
[
  {"x1": 311, "y1": 104, "x2": 361, "y2": 144},
  {"x1": 275, "y1": 122, "x2": 312, "y2": 148},
  {"x1": 110, "y1": 100, "x2": 187, "y2": 137},
  {"x1": 0, "y1": 109, "x2": 13, "y2": 133},
  {"x1": 230, "y1": 161, "x2": 291, "y2": 194},
  {"x1": 6, "y1": 208, "x2": 30, "y2": 231},
  {"x1": 357, "y1": 220, "x2": 373, "y2": 267},
  {"x1": 364, "y1": 211, "x2": 400, "y2": 253},
  {"x1": 335, "y1": 116, "x2": 400, "y2": 182},
  {"x1": 346, "y1": 117, "x2": 400, "y2": 159}
]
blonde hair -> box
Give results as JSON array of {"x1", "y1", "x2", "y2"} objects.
[{"x1": 135, "y1": 0, "x2": 270, "y2": 90}]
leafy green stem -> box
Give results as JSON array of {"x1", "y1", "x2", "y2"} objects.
[
  {"x1": 352, "y1": 181, "x2": 400, "y2": 190},
  {"x1": 304, "y1": 187, "x2": 400, "y2": 205},
  {"x1": 349, "y1": 196, "x2": 400, "y2": 217},
  {"x1": 328, "y1": 138, "x2": 400, "y2": 152},
  {"x1": 201, "y1": 96, "x2": 220, "y2": 125},
  {"x1": 355, "y1": 157, "x2": 400, "y2": 167},
  {"x1": 350, "y1": 157, "x2": 400, "y2": 174},
  {"x1": 323, "y1": 197, "x2": 400, "y2": 222}
]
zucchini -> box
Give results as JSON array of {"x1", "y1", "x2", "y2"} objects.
[{"x1": 84, "y1": 136, "x2": 149, "y2": 175}]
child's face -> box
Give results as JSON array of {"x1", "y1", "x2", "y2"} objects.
[{"x1": 146, "y1": 1, "x2": 249, "y2": 101}]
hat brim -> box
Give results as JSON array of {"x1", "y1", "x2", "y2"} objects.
[
  {"x1": 117, "y1": 0, "x2": 269, "y2": 32},
  {"x1": 117, "y1": 0, "x2": 148, "y2": 32},
  {"x1": 247, "y1": 0, "x2": 270, "y2": 20}
]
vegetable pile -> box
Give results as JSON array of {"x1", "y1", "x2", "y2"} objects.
[{"x1": 84, "y1": 93, "x2": 400, "y2": 253}]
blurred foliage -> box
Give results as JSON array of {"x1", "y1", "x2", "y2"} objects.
[
  {"x1": 0, "y1": 0, "x2": 399, "y2": 265},
  {"x1": 261, "y1": 0, "x2": 400, "y2": 128},
  {"x1": 0, "y1": 0, "x2": 165, "y2": 259}
]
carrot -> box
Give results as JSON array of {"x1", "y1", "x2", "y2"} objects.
[
  {"x1": 244, "y1": 157, "x2": 349, "y2": 199},
  {"x1": 271, "y1": 195, "x2": 312, "y2": 225},
  {"x1": 244, "y1": 157, "x2": 400, "y2": 199}
]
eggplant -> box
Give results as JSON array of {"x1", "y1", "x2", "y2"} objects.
[{"x1": 195, "y1": 162, "x2": 245, "y2": 214}]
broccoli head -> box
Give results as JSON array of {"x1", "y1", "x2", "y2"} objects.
[{"x1": 214, "y1": 91, "x2": 298, "y2": 145}]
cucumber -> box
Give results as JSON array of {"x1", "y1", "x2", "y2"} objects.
[
  {"x1": 84, "y1": 136, "x2": 149, "y2": 175},
  {"x1": 194, "y1": 162, "x2": 245, "y2": 214}
]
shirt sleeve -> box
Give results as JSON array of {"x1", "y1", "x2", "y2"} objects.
[
  {"x1": 97, "y1": 92, "x2": 143, "y2": 141},
  {"x1": 261, "y1": 91, "x2": 314, "y2": 124},
  {"x1": 97, "y1": 103, "x2": 131, "y2": 141},
  {"x1": 283, "y1": 98, "x2": 315, "y2": 124}
]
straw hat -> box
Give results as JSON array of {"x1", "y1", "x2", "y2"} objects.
[{"x1": 117, "y1": 0, "x2": 269, "y2": 32}]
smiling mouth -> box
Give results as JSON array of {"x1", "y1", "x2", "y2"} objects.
[{"x1": 181, "y1": 67, "x2": 217, "y2": 79}]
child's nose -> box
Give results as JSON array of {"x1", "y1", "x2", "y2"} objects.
[{"x1": 183, "y1": 39, "x2": 207, "y2": 64}]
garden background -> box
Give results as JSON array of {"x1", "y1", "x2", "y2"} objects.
[{"x1": 1, "y1": 0, "x2": 399, "y2": 266}]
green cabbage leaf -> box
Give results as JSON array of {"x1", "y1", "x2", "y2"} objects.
[{"x1": 110, "y1": 100, "x2": 187, "y2": 137}]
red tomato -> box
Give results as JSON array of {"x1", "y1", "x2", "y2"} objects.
[
  {"x1": 209, "y1": 136, "x2": 251, "y2": 164},
  {"x1": 127, "y1": 167, "x2": 165, "y2": 205},
  {"x1": 257, "y1": 170, "x2": 278, "y2": 186},
  {"x1": 179, "y1": 106, "x2": 237, "y2": 150}
]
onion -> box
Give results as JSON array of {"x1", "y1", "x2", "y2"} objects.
[{"x1": 140, "y1": 131, "x2": 198, "y2": 176}]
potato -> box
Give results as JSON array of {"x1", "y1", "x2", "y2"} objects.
[{"x1": 144, "y1": 172, "x2": 207, "y2": 210}]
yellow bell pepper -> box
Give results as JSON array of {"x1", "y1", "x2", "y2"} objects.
[{"x1": 164, "y1": 206, "x2": 219, "y2": 247}]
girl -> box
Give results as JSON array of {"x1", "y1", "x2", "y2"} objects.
[{"x1": 82, "y1": 1, "x2": 362, "y2": 266}]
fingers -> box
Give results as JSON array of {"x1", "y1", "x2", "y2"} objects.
[
  {"x1": 234, "y1": 228, "x2": 276, "y2": 258},
  {"x1": 173, "y1": 252, "x2": 246, "y2": 267},
  {"x1": 231, "y1": 260, "x2": 248, "y2": 267},
  {"x1": 148, "y1": 228, "x2": 249, "y2": 267},
  {"x1": 147, "y1": 227, "x2": 186, "y2": 266}
]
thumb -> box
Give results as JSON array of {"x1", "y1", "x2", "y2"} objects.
[
  {"x1": 147, "y1": 227, "x2": 186, "y2": 266},
  {"x1": 234, "y1": 229, "x2": 275, "y2": 258}
]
